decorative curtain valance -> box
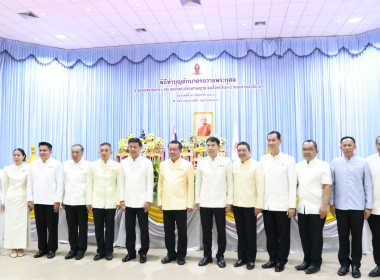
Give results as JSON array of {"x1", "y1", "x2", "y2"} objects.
[{"x1": 1, "y1": 28, "x2": 379, "y2": 68}]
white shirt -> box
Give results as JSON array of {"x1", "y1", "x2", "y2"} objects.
[
  {"x1": 86, "y1": 159, "x2": 120, "y2": 209},
  {"x1": 119, "y1": 156, "x2": 153, "y2": 208},
  {"x1": 195, "y1": 155, "x2": 233, "y2": 208},
  {"x1": 367, "y1": 153, "x2": 380, "y2": 215},
  {"x1": 63, "y1": 159, "x2": 89, "y2": 206},
  {"x1": 2, "y1": 163, "x2": 30, "y2": 202},
  {"x1": 27, "y1": 158, "x2": 64, "y2": 205},
  {"x1": 296, "y1": 158, "x2": 332, "y2": 214},
  {"x1": 260, "y1": 152, "x2": 297, "y2": 211}
]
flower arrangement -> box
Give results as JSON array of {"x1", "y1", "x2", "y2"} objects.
[
  {"x1": 154, "y1": 137, "x2": 164, "y2": 148},
  {"x1": 118, "y1": 139, "x2": 128, "y2": 151},
  {"x1": 146, "y1": 133, "x2": 155, "y2": 141},
  {"x1": 126, "y1": 134, "x2": 135, "y2": 141},
  {"x1": 197, "y1": 138, "x2": 206, "y2": 146},
  {"x1": 188, "y1": 133, "x2": 197, "y2": 142},
  {"x1": 182, "y1": 142, "x2": 191, "y2": 150},
  {"x1": 195, "y1": 146, "x2": 207, "y2": 153},
  {"x1": 140, "y1": 138, "x2": 147, "y2": 144},
  {"x1": 219, "y1": 137, "x2": 227, "y2": 146},
  {"x1": 146, "y1": 141, "x2": 155, "y2": 151}
]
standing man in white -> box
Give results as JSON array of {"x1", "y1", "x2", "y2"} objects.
[
  {"x1": 27, "y1": 142, "x2": 63, "y2": 259},
  {"x1": 366, "y1": 136, "x2": 380, "y2": 277},
  {"x1": 62, "y1": 144, "x2": 89, "y2": 260},
  {"x1": 295, "y1": 140, "x2": 332, "y2": 274},
  {"x1": 195, "y1": 136, "x2": 233, "y2": 268},
  {"x1": 119, "y1": 138, "x2": 153, "y2": 264},
  {"x1": 1, "y1": 148, "x2": 30, "y2": 258},
  {"x1": 86, "y1": 142, "x2": 120, "y2": 261},
  {"x1": 260, "y1": 131, "x2": 297, "y2": 272}
]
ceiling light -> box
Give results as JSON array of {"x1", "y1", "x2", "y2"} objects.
[
  {"x1": 242, "y1": 23, "x2": 247, "y2": 26},
  {"x1": 111, "y1": 31, "x2": 115, "y2": 34},
  {"x1": 290, "y1": 21, "x2": 294, "y2": 24},
  {"x1": 193, "y1": 23, "x2": 205, "y2": 30},
  {"x1": 40, "y1": 13, "x2": 45, "y2": 16},
  {"x1": 136, "y1": 3, "x2": 141, "y2": 7},
  {"x1": 337, "y1": 19, "x2": 341, "y2": 23},
  {"x1": 348, "y1": 17, "x2": 361, "y2": 23},
  {"x1": 135, "y1": 28, "x2": 147, "y2": 33},
  {"x1": 254, "y1": 21, "x2": 266, "y2": 26},
  {"x1": 85, "y1": 8, "x2": 91, "y2": 12},
  {"x1": 152, "y1": 28, "x2": 158, "y2": 31},
  {"x1": 180, "y1": 0, "x2": 201, "y2": 6},
  {"x1": 55, "y1": 34, "x2": 66, "y2": 39}
]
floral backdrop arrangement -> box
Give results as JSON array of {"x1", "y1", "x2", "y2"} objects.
[
  {"x1": 118, "y1": 133, "x2": 164, "y2": 152},
  {"x1": 179, "y1": 134, "x2": 227, "y2": 156}
]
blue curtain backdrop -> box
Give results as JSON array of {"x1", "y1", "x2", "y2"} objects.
[{"x1": 0, "y1": 29, "x2": 379, "y2": 168}]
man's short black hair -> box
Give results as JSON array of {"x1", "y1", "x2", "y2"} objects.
[
  {"x1": 206, "y1": 136, "x2": 220, "y2": 145},
  {"x1": 168, "y1": 140, "x2": 182, "y2": 150},
  {"x1": 100, "y1": 142, "x2": 112, "y2": 148},
  {"x1": 237, "y1": 142, "x2": 251, "y2": 151},
  {"x1": 303, "y1": 140, "x2": 318, "y2": 150},
  {"x1": 267, "y1": 131, "x2": 281, "y2": 140},
  {"x1": 376, "y1": 136, "x2": 380, "y2": 144},
  {"x1": 128, "y1": 138, "x2": 143, "y2": 147},
  {"x1": 39, "y1": 142, "x2": 52, "y2": 151},
  {"x1": 340, "y1": 136, "x2": 356, "y2": 144}
]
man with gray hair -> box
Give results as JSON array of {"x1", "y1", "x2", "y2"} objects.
[{"x1": 62, "y1": 144, "x2": 89, "y2": 260}]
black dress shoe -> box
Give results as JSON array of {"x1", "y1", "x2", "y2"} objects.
[
  {"x1": 352, "y1": 266, "x2": 361, "y2": 278},
  {"x1": 161, "y1": 256, "x2": 177, "y2": 264},
  {"x1": 247, "y1": 262, "x2": 255, "y2": 270},
  {"x1": 47, "y1": 251, "x2": 56, "y2": 259},
  {"x1": 234, "y1": 259, "x2": 247, "y2": 267},
  {"x1": 198, "y1": 257, "x2": 213, "y2": 266},
  {"x1": 275, "y1": 263, "x2": 285, "y2": 272},
  {"x1": 75, "y1": 251, "x2": 84, "y2": 260},
  {"x1": 140, "y1": 255, "x2": 147, "y2": 263},
  {"x1": 65, "y1": 251, "x2": 77, "y2": 260},
  {"x1": 34, "y1": 250, "x2": 48, "y2": 258},
  {"x1": 305, "y1": 265, "x2": 320, "y2": 274},
  {"x1": 106, "y1": 254, "x2": 113, "y2": 261},
  {"x1": 295, "y1": 261, "x2": 310, "y2": 270},
  {"x1": 177, "y1": 257, "x2": 186, "y2": 265},
  {"x1": 369, "y1": 266, "x2": 380, "y2": 277},
  {"x1": 122, "y1": 254, "x2": 136, "y2": 262},
  {"x1": 262, "y1": 260, "x2": 276, "y2": 269},
  {"x1": 93, "y1": 253, "x2": 105, "y2": 261},
  {"x1": 217, "y1": 257, "x2": 226, "y2": 268},
  {"x1": 338, "y1": 266, "x2": 350, "y2": 276}
]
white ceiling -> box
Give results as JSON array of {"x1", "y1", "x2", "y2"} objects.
[{"x1": 0, "y1": 0, "x2": 379, "y2": 49}]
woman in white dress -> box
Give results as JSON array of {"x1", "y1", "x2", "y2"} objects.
[{"x1": 0, "y1": 148, "x2": 30, "y2": 257}]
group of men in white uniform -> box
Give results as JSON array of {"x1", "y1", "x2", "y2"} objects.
[{"x1": 21, "y1": 132, "x2": 380, "y2": 278}]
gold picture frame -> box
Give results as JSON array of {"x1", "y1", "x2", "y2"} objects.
[{"x1": 194, "y1": 112, "x2": 213, "y2": 138}]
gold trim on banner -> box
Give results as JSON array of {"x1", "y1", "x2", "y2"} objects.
[{"x1": 149, "y1": 206, "x2": 164, "y2": 223}]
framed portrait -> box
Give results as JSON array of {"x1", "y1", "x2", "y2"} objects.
[{"x1": 194, "y1": 112, "x2": 213, "y2": 138}]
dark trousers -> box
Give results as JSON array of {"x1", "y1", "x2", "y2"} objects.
[
  {"x1": 200, "y1": 207, "x2": 226, "y2": 258},
  {"x1": 163, "y1": 210, "x2": 187, "y2": 258},
  {"x1": 367, "y1": 214, "x2": 380, "y2": 265},
  {"x1": 298, "y1": 213, "x2": 326, "y2": 267},
  {"x1": 125, "y1": 207, "x2": 149, "y2": 256},
  {"x1": 65, "y1": 205, "x2": 88, "y2": 253},
  {"x1": 34, "y1": 204, "x2": 59, "y2": 252},
  {"x1": 263, "y1": 210, "x2": 290, "y2": 265},
  {"x1": 93, "y1": 208, "x2": 115, "y2": 255},
  {"x1": 336, "y1": 209, "x2": 364, "y2": 267},
  {"x1": 233, "y1": 206, "x2": 257, "y2": 262}
]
